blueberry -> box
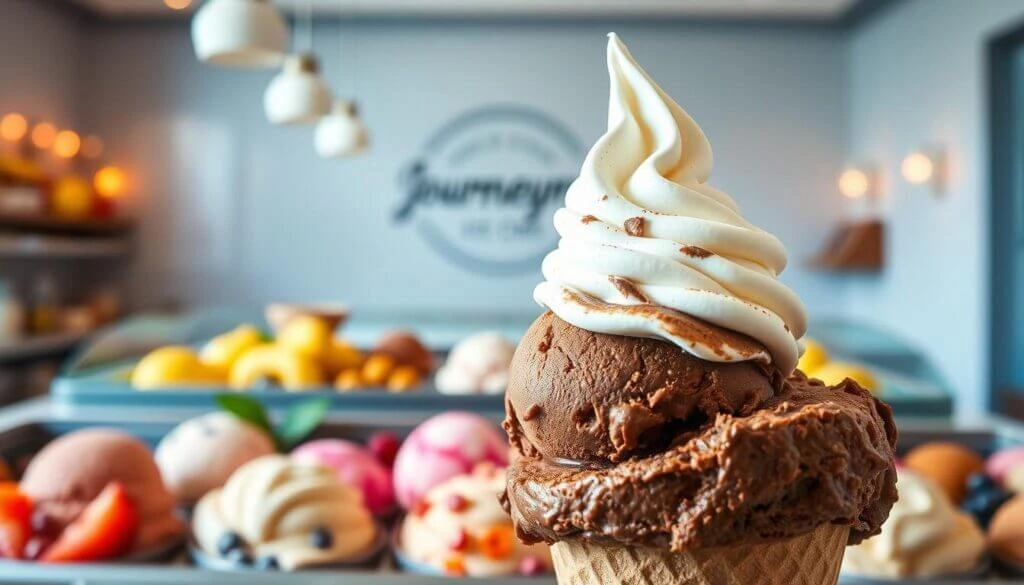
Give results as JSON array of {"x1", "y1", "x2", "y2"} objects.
[
  {"x1": 961, "y1": 487, "x2": 1012, "y2": 529},
  {"x1": 962, "y1": 495, "x2": 985, "y2": 515},
  {"x1": 226, "y1": 548, "x2": 252, "y2": 566},
  {"x1": 310, "y1": 527, "x2": 334, "y2": 550},
  {"x1": 966, "y1": 472, "x2": 996, "y2": 494},
  {"x1": 254, "y1": 555, "x2": 279, "y2": 570},
  {"x1": 217, "y1": 531, "x2": 243, "y2": 557}
]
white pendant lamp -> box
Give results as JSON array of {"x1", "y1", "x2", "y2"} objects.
[
  {"x1": 264, "y1": 53, "x2": 332, "y2": 125},
  {"x1": 191, "y1": 0, "x2": 288, "y2": 68},
  {"x1": 315, "y1": 101, "x2": 369, "y2": 158}
]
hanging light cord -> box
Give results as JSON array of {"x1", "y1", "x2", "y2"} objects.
[
  {"x1": 350, "y1": 10, "x2": 358, "y2": 97},
  {"x1": 297, "y1": 0, "x2": 314, "y2": 54},
  {"x1": 337, "y1": 7, "x2": 358, "y2": 97}
]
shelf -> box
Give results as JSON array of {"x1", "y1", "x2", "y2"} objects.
[
  {"x1": 808, "y1": 219, "x2": 884, "y2": 273},
  {"x1": 0, "y1": 332, "x2": 91, "y2": 365},
  {"x1": 0, "y1": 233, "x2": 130, "y2": 259},
  {"x1": 0, "y1": 213, "x2": 134, "y2": 236}
]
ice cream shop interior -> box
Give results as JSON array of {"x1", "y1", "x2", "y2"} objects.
[{"x1": 3, "y1": 0, "x2": 1024, "y2": 583}]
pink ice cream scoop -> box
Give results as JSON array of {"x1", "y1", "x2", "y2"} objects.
[
  {"x1": 291, "y1": 439, "x2": 395, "y2": 516},
  {"x1": 987, "y1": 447, "x2": 1024, "y2": 488},
  {"x1": 392, "y1": 412, "x2": 509, "y2": 509}
]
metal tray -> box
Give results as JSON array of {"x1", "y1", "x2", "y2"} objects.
[
  {"x1": 49, "y1": 314, "x2": 951, "y2": 419},
  {"x1": 0, "y1": 407, "x2": 1016, "y2": 584},
  {"x1": 49, "y1": 309, "x2": 508, "y2": 416},
  {"x1": 50, "y1": 358, "x2": 949, "y2": 420},
  {"x1": 51, "y1": 359, "x2": 506, "y2": 417}
]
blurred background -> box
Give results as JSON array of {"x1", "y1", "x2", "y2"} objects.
[
  {"x1": 0, "y1": 0, "x2": 1020, "y2": 420},
  {"x1": 4, "y1": 1, "x2": 1024, "y2": 583}
]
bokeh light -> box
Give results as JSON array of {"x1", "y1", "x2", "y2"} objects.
[
  {"x1": 31, "y1": 122, "x2": 57, "y2": 150},
  {"x1": 0, "y1": 113, "x2": 28, "y2": 142},
  {"x1": 838, "y1": 168, "x2": 870, "y2": 199},
  {"x1": 901, "y1": 151, "x2": 935, "y2": 185},
  {"x1": 52, "y1": 175, "x2": 94, "y2": 219},
  {"x1": 94, "y1": 166, "x2": 128, "y2": 199},
  {"x1": 53, "y1": 130, "x2": 82, "y2": 159}
]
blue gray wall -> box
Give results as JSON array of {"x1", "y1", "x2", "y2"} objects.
[
  {"x1": 845, "y1": 0, "x2": 1024, "y2": 415},
  {"x1": 75, "y1": 20, "x2": 849, "y2": 321}
]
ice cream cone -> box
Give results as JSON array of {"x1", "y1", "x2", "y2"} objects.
[{"x1": 549, "y1": 524, "x2": 848, "y2": 585}]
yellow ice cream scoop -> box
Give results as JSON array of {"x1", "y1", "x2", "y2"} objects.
[
  {"x1": 797, "y1": 339, "x2": 829, "y2": 374},
  {"x1": 808, "y1": 361, "x2": 880, "y2": 393},
  {"x1": 200, "y1": 324, "x2": 264, "y2": 374},
  {"x1": 132, "y1": 346, "x2": 224, "y2": 390},
  {"x1": 277, "y1": 315, "x2": 333, "y2": 360},
  {"x1": 324, "y1": 339, "x2": 364, "y2": 375},
  {"x1": 229, "y1": 345, "x2": 324, "y2": 391}
]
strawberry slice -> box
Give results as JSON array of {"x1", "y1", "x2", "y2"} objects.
[
  {"x1": 0, "y1": 484, "x2": 33, "y2": 559},
  {"x1": 41, "y1": 482, "x2": 138, "y2": 563}
]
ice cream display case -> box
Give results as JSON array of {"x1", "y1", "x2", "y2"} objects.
[
  {"x1": 0, "y1": 398, "x2": 1018, "y2": 585},
  {"x1": 0, "y1": 399, "x2": 551, "y2": 583},
  {"x1": 47, "y1": 308, "x2": 952, "y2": 420},
  {"x1": 48, "y1": 307, "x2": 518, "y2": 417},
  {"x1": 807, "y1": 319, "x2": 953, "y2": 418}
]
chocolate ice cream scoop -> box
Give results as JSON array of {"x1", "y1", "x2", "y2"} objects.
[
  {"x1": 505, "y1": 312, "x2": 781, "y2": 464},
  {"x1": 503, "y1": 33, "x2": 896, "y2": 585},
  {"x1": 504, "y1": 372, "x2": 897, "y2": 552}
]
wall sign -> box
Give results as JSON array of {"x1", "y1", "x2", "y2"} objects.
[{"x1": 394, "y1": 105, "x2": 583, "y2": 275}]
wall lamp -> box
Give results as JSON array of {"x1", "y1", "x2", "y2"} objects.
[{"x1": 901, "y1": 147, "x2": 945, "y2": 195}]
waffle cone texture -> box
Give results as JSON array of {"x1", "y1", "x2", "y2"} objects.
[{"x1": 549, "y1": 524, "x2": 849, "y2": 585}]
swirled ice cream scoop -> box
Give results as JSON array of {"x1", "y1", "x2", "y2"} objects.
[
  {"x1": 399, "y1": 464, "x2": 551, "y2": 577},
  {"x1": 535, "y1": 33, "x2": 806, "y2": 374},
  {"x1": 192, "y1": 455, "x2": 380, "y2": 571},
  {"x1": 842, "y1": 470, "x2": 985, "y2": 578}
]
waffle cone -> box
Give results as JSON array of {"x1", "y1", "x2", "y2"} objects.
[{"x1": 549, "y1": 524, "x2": 849, "y2": 585}]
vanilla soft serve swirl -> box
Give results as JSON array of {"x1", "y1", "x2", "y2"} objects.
[
  {"x1": 534, "y1": 33, "x2": 806, "y2": 374},
  {"x1": 193, "y1": 455, "x2": 378, "y2": 570}
]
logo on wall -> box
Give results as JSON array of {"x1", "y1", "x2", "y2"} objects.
[{"x1": 394, "y1": 105, "x2": 583, "y2": 275}]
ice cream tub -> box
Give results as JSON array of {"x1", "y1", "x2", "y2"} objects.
[
  {"x1": 392, "y1": 527, "x2": 552, "y2": 579},
  {"x1": 391, "y1": 525, "x2": 455, "y2": 578},
  {"x1": 188, "y1": 526, "x2": 389, "y2": 572}
]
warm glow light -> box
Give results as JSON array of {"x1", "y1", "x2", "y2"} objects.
[
  {"x1": 94, "y1": 166, "x2": 127, "y2": 199},
  {"x1": 52, "y1": 130, "x2": 81, "y2": 159},
  {"x1": 0, "y1": 113, "x2": 28, "y2": 142},
  {"x1": 901, "y1": 151, "x2": 935, "y2": 185},
  {"x1": 838, "y1": 168, "x2": 870, "y2": 199},
  {"x1": 164, "y1": 0, "x2": 192, "y2": 9},
  {"x1": 81, "y1": 135, "x2": 105, "y2": 160},
  {"x1": 52, "y1": 175, "x2": 94, "y2": 219},
  {"x1": 31, "y1": 123, "x2": 57, "y2": 150}
]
